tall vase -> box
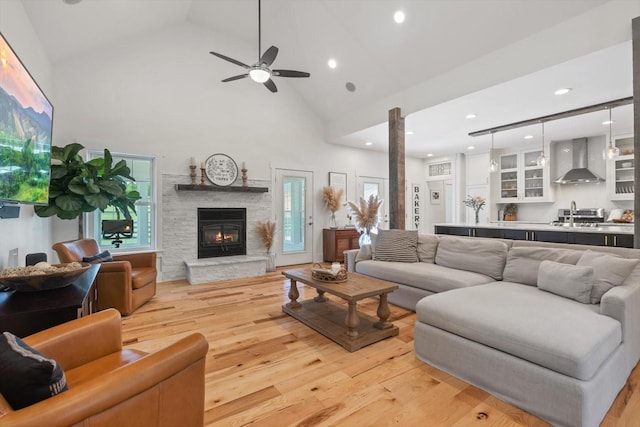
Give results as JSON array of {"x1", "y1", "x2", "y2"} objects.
[
  {"x1": 359, "y1": 228, "x2": 371, "y2": 246},
  {"x1": 474, "y1": 209, "x2": 480, "y2": 225},
  {"x1": 329, "y1": 212, "x2": 338, "y2": 229},
  {"x1": 266, "y1": 249, "x2": 276, "y2": 272}
]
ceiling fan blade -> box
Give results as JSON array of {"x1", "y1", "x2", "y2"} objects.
[
  {"x1": 222, "y1": 74, "x2": 249, "y2": 82},
  {"x1": 263, "y1": 79, "x2": 277, "y2": 93},
  {"x1": 209, "y1": 51, "x2": 250, "y2": 69},
  {"x1": 272, "y1": 70, "x2": 311, "y2": 78},
  {"x1": 260, "y1": 46, "x2": 279, "y2": 67}
]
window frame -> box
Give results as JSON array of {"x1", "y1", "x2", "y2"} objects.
[{"x1": 84, "y1": 150, "x2": 157, "y2": 253}]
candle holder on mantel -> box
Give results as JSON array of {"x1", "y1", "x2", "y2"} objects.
[
  {"x1": 189, "y1": 165, "x2": 197, "y2": 185},
  {"x1": 200, "y1": 167, "x2": 206, "y2": 185},
  {"x1": 242, "y1": 168, "x2": 248, "y2": 187}
]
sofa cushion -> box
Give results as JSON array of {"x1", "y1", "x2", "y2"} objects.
[
  {"x1": 355, "y1": 244, "x2": 372, "y2": 262},
  {"x1": 434, "y1": 235, "x2": 508, "y2": 280},
  {"x1": 577, "y1": 250, "x2": 639, "y2": 304},
  {"x1": 374, "y1": 229, "x2": 418, "y2": 263},
  {"x1": 131, "y1": 268, "x2": 156, "y2": 289},
  {"x1": 537, "y1": 260, "x2": 594, "y2": 304},
  {"x1": 502, "y1": 246, "x2": 583, "y2": 286},
  {"x1": 417, "y1": 234, "x2": 438, "y2": 263},
  {"x1": 415, "y1": 282, "x2": 621, "y2": 380},
  {"x1": 356, "y1": 260, "x2": 494, "y2": 294},
  {"x1": 0, "y1": 332, "x2": 68, "y2": 409}
]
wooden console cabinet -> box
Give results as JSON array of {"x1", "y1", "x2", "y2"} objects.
[
  {"x1": 0, "y1": 264, "x2": 100, "y2": 337},
  {"x1": 323, "y1": 228, "x2": 360, "y2": 262}
]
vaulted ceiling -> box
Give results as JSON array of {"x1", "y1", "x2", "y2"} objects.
[{"x1": 19, "y1": 0, "x2": 638, "y2": 157}]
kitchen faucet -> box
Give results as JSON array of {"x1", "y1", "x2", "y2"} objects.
[{"x1": 570, "y1": 200, "x2": 577, "y2": 226}]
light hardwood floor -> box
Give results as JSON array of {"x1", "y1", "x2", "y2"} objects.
[{"x1": 121, "y1": 267, "x2": 640, "y2": 426}]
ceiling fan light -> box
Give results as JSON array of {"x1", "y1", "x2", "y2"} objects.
[{"x1": 249, "y1": 68, "x2": 271, "y2": 83}]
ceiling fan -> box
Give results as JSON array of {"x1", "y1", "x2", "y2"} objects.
[{"x1": 209, "y1": 0, "x2": 310, "y2": 93}]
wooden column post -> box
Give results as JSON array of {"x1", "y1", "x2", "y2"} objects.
[
  {"x1": 389, "y1": 107, "x2": 405, "y2": 230},
  {"x1": 633, "y1": 16, "x2": 639, "y2": 248}
]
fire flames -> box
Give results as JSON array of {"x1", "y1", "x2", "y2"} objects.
[{"x1": 211, "y1": 232, "x2": 236, "y2": 243}]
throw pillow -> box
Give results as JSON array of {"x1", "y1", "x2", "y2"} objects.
[
  {"x1": 82, "y1": 250, "x2": 113, "y2": 264},
  {"x1": 434, "y1": 235, "x2": 508, "y2": 280},
  {"x1": 503, "y1": 247, "x2": 583, "y2": 286},
  {"x1": 417, "y1": 234, "x2": 439, "y2": 263},
  {"x1": 0, "y1": 332, "x2": 68, "y2": 409},
  {"x1": 355, "y1": 244, "x2": 372, "y2": 262},
  {"x1": 537, "y1": 260, "x2": 594, "y2": 304},
  {"x1": 373, "y1": 229, "x2": 419, "y2": 263},
  {"x1": 576, "y1": 250, "x2": 639, "y2": 304}
]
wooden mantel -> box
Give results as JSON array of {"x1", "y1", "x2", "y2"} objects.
[{"x1": 175, "y1": 184, "x2": 269, "y2": 193}]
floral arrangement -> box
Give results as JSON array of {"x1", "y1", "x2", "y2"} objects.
[
  {"x1": 463, "y1": 195, "x2": 486, "y2": 212},
  {"x1": 322, "y1": 186, "x2": 344, "y2": 213},
  {"x1": 464, "y1": 195, "x2": 485, "y2": 224},
  {"x1": 347, "y1": 194, "x2": 383, "y2": 233},
  {"x1": 256, "y1": 221, "x2": 276, "y2": 251}
]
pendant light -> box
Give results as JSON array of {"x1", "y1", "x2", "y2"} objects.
[
  {"x1": 605, "y1": 107, "x2": 619, "y2": 159},
  {"x1": 489, "y1": 132, "x2": 498, "y2": 172},
  {"x1": 537, "y1": 122, "x2": 547, "y2": 167}
]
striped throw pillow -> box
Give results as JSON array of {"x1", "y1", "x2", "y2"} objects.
[{"x1": 373, "y1": 229, "x2": 418, "y2": 263}]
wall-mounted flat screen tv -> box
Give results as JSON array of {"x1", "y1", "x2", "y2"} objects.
[{"x1": 0, "y1": 32, "x2": 53, "y2": 205}]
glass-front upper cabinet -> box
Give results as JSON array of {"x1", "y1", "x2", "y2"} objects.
[
  {"x1": 498, "y1": 149, "x2": 552, "y2": 203},
  {"x1": 607, "y1": 135, "x2": 634, "y2": 201}
]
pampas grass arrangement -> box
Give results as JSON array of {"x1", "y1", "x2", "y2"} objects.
[
  {"x1": 322, "y1": 186, "x2": 344, "y2": 213},
  {"x1": 256, "y1": 221, "x2": 276, "y2": 252},
  {"x1": 347, "y1": 194, "x2": 383, "y2": 232}
]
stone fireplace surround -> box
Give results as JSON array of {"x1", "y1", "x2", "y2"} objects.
[{"x1": 161, "y1": 174, "x2": 272, "y2": 283}]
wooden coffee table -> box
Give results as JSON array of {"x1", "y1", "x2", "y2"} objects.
[{"x1": 281, "y1": 268, "x2": 399, "y2": 352}]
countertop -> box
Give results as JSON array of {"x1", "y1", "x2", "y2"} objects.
[{"x1": 434, "y1": 221, "x2": 634, "y2": 235}]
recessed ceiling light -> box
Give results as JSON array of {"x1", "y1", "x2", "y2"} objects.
[
  {"x1": 426, "y1": 153, "x2": 434, "y2": 157},
  {"x1": 602, "y1": 120, "x2": 615, "y2": 125},
  {"x1": 465, "y1": 113, "x2": 477, "y2": 119},
  {"x1": 365, "y1": 141, "x2": 373, "y2": 146},
  {"x1": 327, "y1": 59, "x2": 337, "y2": 69},
  {"x1": 394, "y1": 11, "x2": 405, "y2": 23},
  {"x1": 524, "y1": 135, "x2": 533, "y2": 139},
  {"x1": 345, "y1": 82, "x2": 356, "y2": 92},
  {"x1": 467, "y1": 146, "x2": 475, "y2": 150},
  {"x1": 554, "y1": 88, "x2": 572, "y2": 96},
  {"x1": 63, "y1": 0, "x2": 83, "y2": 4},
  {"x1": 406, "y1": 131, "x2": 414, "y2": 135}
]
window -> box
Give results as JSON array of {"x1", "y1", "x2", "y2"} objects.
[{"x1": 87, "y1": 151, "x2": 155, "y2": 251}]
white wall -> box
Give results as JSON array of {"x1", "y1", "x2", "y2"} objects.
[
  {"x1": 50, "y1": 21, "x2": 425, "y2": 269},
  {"x1": 0, "y1": 0, "x2": 54, "y2": 268}
]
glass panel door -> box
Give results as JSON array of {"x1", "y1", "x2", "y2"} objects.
[{"x1": 275, "y1": 169, "x2": 313, "y2": 266}]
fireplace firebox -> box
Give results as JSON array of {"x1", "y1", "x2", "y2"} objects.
[{"x1": 198, "y1": 208, "x2": 246, "y2": 258}]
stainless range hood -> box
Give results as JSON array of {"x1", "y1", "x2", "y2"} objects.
[{"x1": 554, "y1": 138, "x2": 604, "y2": 184}]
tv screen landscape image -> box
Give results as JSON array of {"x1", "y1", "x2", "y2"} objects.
[{"x1": 0, "y1": 32, "x2": 53, "y2": 205}]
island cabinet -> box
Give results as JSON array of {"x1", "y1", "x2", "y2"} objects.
[
  {"x1": 434, "y1": 225, "x2": 633, "y2": 248},
  {"x1": 323, "y1": 228, "x2": 360, "y2": 263},
  {"x1": 569, "y1": 232, "x2": 634, "y2": 248}
]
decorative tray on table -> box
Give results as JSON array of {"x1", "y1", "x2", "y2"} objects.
[{"x1": 311, "y1": 264, "x2": 348, "y2": 283}]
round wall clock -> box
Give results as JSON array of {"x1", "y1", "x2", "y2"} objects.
[{"x1": 204, "y1": 153, "x2": 238, "y2": 186}]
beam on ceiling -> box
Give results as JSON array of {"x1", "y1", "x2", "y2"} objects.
[{"x1": 469, "y1": 97, "x2": 633, "y2": 137}]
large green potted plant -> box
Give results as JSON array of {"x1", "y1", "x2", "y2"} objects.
[{"x1": 35, "y1": 143, "x2": 141, "y2": 224}]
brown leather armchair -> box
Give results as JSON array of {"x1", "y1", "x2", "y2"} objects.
[
  {"x1": 0, "y1": 309, "x2": 209, "y2": 427},
  {"x1": 52, "y1": 239, "x2": 156, "y2": 316}
]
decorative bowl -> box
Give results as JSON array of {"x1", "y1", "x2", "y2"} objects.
[{"x1": 0, "y1": 262, "x2": 91, "y2": 292}]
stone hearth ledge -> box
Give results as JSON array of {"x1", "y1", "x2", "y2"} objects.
[{"x1": 185, "y1": 255, "x2": 268, "y2": 285}]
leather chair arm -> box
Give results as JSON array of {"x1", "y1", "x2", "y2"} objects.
[
  {"x1": 0, "y1": 333, "x2": 209, "y2": 427},
  {"x1": 23, "y1": 309, "x2": 123, "y2": 371},
  {"x1": 96, "y1": 260, "x2": 132, "y2": 274},
  {"x1": 113, "y1": 252, "x2": 156, "y2": 269}
]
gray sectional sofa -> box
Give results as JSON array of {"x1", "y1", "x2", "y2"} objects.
[{"x1": 344, "y1": 230, "x2": 640, "y2": 427}]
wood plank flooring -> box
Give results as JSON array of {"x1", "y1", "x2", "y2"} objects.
[{"x1": 120, "y1": 267, "x2": 640, "y2": 426}]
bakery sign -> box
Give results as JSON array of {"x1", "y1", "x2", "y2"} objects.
[{"x1": 412, "y1": 183, "x2": 422, "y2": 230}]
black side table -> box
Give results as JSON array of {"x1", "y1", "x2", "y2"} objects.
[{"x1": 0, "y1": 264, "x2": 100, "y2": 337}]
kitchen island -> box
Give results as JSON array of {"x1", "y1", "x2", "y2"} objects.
[{"x1": 434, "y1": 222, "x2": 634, "y2": 248}]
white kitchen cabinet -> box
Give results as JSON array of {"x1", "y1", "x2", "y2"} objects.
[
  {"x1": 607, "y1": 135, "x2": 634, "y2": 201},
  {"x1": 498, "y1": 149, "x2": 553, "y2": 203}
]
